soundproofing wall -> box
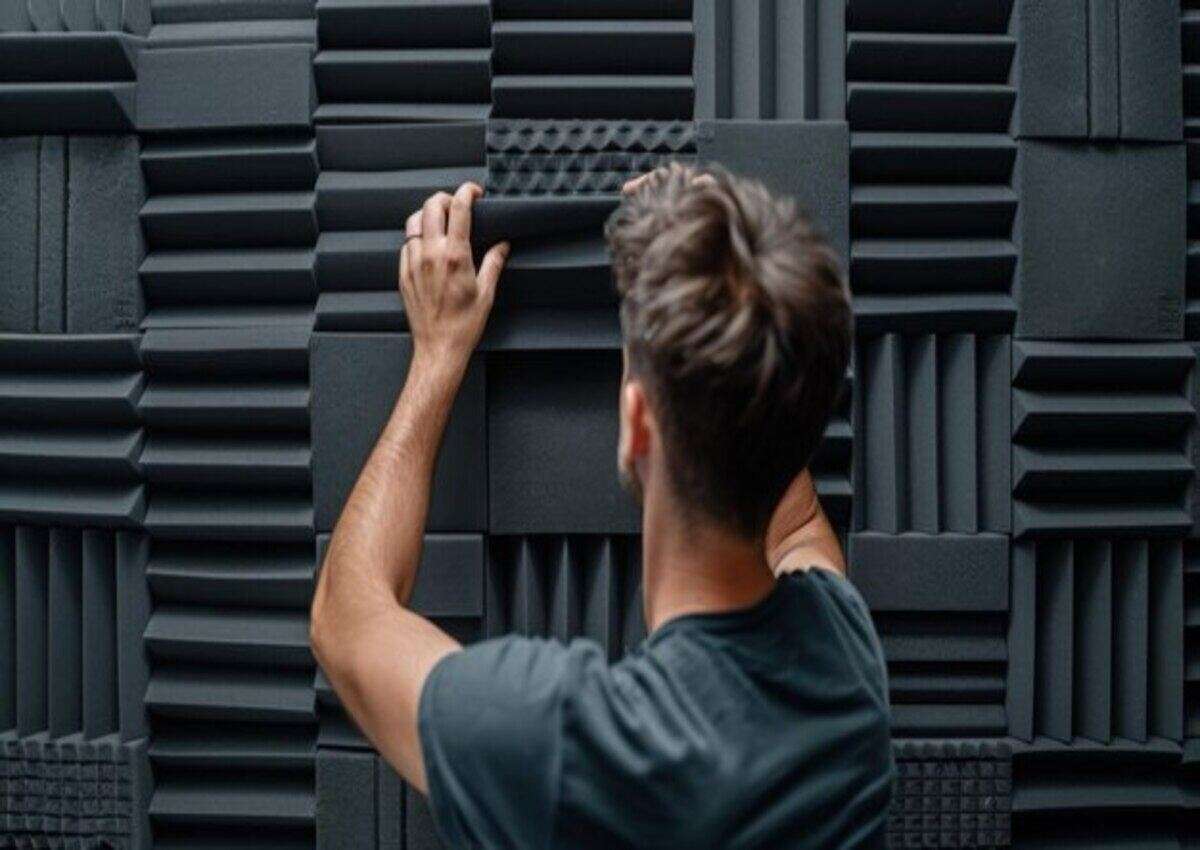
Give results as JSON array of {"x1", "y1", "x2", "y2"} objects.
[{"x1": 0, "y1": 1, "x2": 1193, "y2": 847}]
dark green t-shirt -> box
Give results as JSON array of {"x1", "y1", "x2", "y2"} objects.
[{"x1": 418, "y1": 569, "x2": 895, "y2": 849}]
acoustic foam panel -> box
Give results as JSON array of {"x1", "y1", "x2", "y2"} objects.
[
  {"x1": 138, "y1": 43, "x2": 316, "y2": 132},
  {"x1": 2, "y1": 2, "x2": 1199, "y2": 848},
  {"x1": 854, "y1": 334, "x2": 1010, "y2": 535},
  {"x1": 0, "y1": 335, "x2": 145, "y2": 527},
  {"x1": 138, "y1": 130, "x2": 318, "y2": 329},
  {"x1": 696, "y1": 119, "x2": 848, "y2": 261},
  {"x1": 889, "y1": 739, "x2": 1012, "y2": 849},
  {"x1": 0, "y1": 33, "x2": 140, "y2": 134},
  {"x1": 487, "y1": 350, "x2": 640, "y2": 535},
  {"x1": 1010, "y1": 341, "x2": 1195, "y2": 538},
  {"x1": 846, "y1": 0, "x2": 1017, "y2": 336},
  {"x1": 490, "y1": 0, "x2": 694, "y2": 120},
  {"x1": 485, "y1": 535, "x2": 646, "y2": 660},
  {"x1": 1016, "y1": 140, "x2": 1186, "y2": 340},
  {"x1": 146, "y1": 0, "x2": 315, "y2": 47},
  {"x1": 1007, "y1": 539, "x2": 1183, "y2": 745},
  {"x1": 1017, "y1": 0, "x2": 1183, "y2": 141},
  {"x1": 313, "y1": 0, "x2": 490, "y2": 124},
  {"x1": 850, "y1": 533, "x2": 1009, "y2": 739},
  {"x1": 310, "y1": 333, "x2": 486, "y2": 533},
  {"x1": 0, "y1": 136, "x2": 145, "y2": 333},
  {"x1": 693, "y1": 0, "x2": 845, "y2": 121}
]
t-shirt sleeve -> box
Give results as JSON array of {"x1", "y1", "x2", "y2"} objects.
[{"x1": 418, "y1": 635, "x2": 571, "y2": 850}]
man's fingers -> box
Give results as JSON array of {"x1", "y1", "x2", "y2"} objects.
[
  {"x1": 622, "y1": 173, "x2": 650, "y2": 195},
  {"x1": 477, "y1": 241, "x2": 511, "y2": 296},
  {"x1": 405, "y1": 210, "x2": 421, "y2": 238},
  {"x1": 447, "y1": 182, "x2": 482, "y2": 242},
  {"x1": 420, "y1": 192, "x2": 452, "y2": 239}
]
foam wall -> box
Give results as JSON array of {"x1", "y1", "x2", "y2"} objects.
[{"x1": 0, "y1": 1, "x2": 1193, "y2": 847}]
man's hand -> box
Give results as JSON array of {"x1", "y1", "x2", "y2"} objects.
[{"x1": 400, "y1": 182, "x2": 510, "y2": 371}]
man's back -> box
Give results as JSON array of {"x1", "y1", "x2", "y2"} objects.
[{"x1": 419, "y1": 568, "x2": 895, "y2": 849}]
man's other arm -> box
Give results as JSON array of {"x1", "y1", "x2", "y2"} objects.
[
  {"x1": 765, "y1": 470, "x2": 846, "y2": 576},
  {"x1": 309, "y1": 182, "x2": 509, "y2": 793}
]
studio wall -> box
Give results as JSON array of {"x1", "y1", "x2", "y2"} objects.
[{"x1": 0, "y1": 1, "x2": 1194, "y2": 847}]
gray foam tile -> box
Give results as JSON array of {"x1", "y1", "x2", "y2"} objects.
[
  {"x1": 310, "y1": 333, "x2": 486, "y2": 533},
  {"x1": 1017, "y1": 140, "x2": 1185, "y2": 339}
]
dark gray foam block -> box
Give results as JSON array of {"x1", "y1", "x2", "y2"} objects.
[
  {"x1": 1017, "y1": 0, "x2": 1088, "y2": 138},
  {"x1": 488, "y1": 350, "x2": 640, "y2": 535},
  {"x1": 471, "y1": 195, "x2": 618, "y2": 255},
  {"x1": 138, "y1": 43, "x2": 315, "y2": 132},
  {"x1": 316, "y1": 748, "x2": 376, "y2": 849},
  {"x1": 0, "y1": 137, "x2": 38, "y2": 332},
  {"x1": 1017, "y1": 140, "x2": 1184, "y2": 339},
  {"x1": 848, "y1": 533, "x2": 1009, "y2": 612},
  {"x1": 696, "y1": 119, "x2": 849, "y2": 262},
  {"x1": 1018, "y1": 0, "x2": 1182, "y2": 141},
  {"x1": 36, "y1": 137, "x2": 65, "y2": 333},
  {"x1": 317, "y1": 533, "x2": 483, "y2": 618},
  {"x1": 1117, "y1": 0, "x2": 1182, "y2": 141},
  {"x1": 66, "y1": 135, "x2": 144, "y2": 332},
  {"x1": 310, "y1": 333, "x2": 485, "y2": 533}
]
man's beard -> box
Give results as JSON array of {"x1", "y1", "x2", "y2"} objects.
[{"x1": 618, "y1": 456, "x2": 644, "y2": 505}]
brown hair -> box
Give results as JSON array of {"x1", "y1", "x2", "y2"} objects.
[{"x1": 605, "y1": 163, "x2": 851, "y2": 539}]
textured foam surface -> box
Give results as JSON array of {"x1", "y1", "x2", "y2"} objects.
[{"x1": 1, "y1": 2, "x2": 1198, "y2": 848}]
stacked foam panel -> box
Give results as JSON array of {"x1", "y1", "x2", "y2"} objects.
[
  {"x1": 311, "y1": 0, "x2": 489, "y2": 334},
  {"x1": 0, "y1": 529, "x2": 152, "y2": 848},
  {"x1": 0, "y1": 0, "x2": 146, "y2": 134},
  {"x1": 1009, "y1": 2, "x2": 1189, "y2": 846},
  {"x1": 490, "y1": 0, "x2": 694, "y2": 120},
  {"x1": 138, "y1": 326, "x2": 316, "y2": 847},
  {"x1": 132, "y1": 3, "x2": 321, "y2": 846},
  {"x1": 846, "y1": 0, "x2": 1017, "y2": 334}
]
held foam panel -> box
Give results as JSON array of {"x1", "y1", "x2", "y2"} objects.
[
  {"x1": 314, "y1": 122, "x2": 485, "y2": 331},
  {"x1": 310, "y1": 333, "x2": 486, "y2": 533},
  {"x1": 694, "y1": 0, "x2": 845, "y2": 121},
  {"x1": 487, "y1": 351, "x2": 640, "y2": 535},
  {"x1": 1017, "y1": 0, "x2": 1182, "y2": 141},
  {"x1": 486, "y1": 119, "x2": 696, "y2": 196},
  {"x1": 1016, "y1": 140, "x2": 1185, "y2": 340}
]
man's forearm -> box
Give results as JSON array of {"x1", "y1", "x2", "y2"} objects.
[
  {"x1": 766, "y1": 470, "x2": 846, "y2": 576},
  {"x1": 312, "y1": 353, "x2": 465, "y2": 667}
]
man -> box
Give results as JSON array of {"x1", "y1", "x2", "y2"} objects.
[{"x1": 310, "y1": 165, "x2": 895, "y2": 848}]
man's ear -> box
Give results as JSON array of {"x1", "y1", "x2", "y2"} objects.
[{"x1": 619, "y1": 379, "x2": 652, "y2": 465}]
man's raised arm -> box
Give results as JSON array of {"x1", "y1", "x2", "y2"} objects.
[
  {"x1": 765, "y1": 470, "x2": 846, "y2": 576},
  {"x1": 309, "y1": 182, "x2": 509, "y2": 793}
]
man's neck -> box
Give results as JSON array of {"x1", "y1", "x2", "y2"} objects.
[{"x1": 641, "y1": 503, "x2": 777, "y2": 633}]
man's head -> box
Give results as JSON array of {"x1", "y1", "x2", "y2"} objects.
[{"x1": 606, "y1": 164, "x2": 851, "y2": 541}]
